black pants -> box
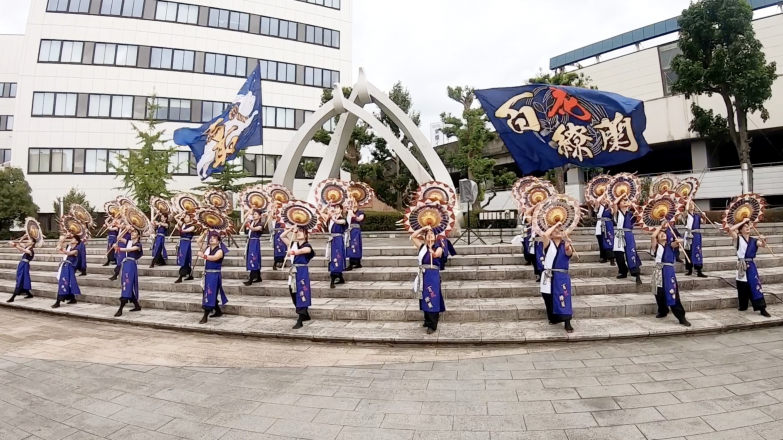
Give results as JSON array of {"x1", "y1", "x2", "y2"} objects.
[
  {"x1": 596, "y1": 235, "x2": 613, "y2": 261},
  {"x1": 178, "y1": 264, "x2": 192, "y2": 277},
  {"x1": 113, "y1": 265, "x2": 121, "y2": 277},
  {"x1": 57, "y1": 293, "x2": 76, "y2": 301},
  {"x1": 288, "y1": 287, "x2": 310, "y2": 319},
  {"x1": 655, "y1": 287, "x2": 687, "y2": 321},
  {"x1": 542, "y1": 292, "x2": 572, "y2": 326},
  {"x1": 107, "y1": 249, "x2": 116, "y2": 264},
  {"x1": 274, "y1": 257, "x2": 285, "y2": 266},
  {"x1": 685, "y1": 248, "x2": 702, "y2": 272},
  {"x1": 152, "y1": 252, "x2": 166, "y2": 266},
  {"x1": 423, "y1": 312, "x2": 440, "y2": 330},
  {"x1": 738, "y1": 280, "x2": 767, "y2": 311},
  {"x1": 614, "y1": 251, "x2": 640, "y2": 277}
]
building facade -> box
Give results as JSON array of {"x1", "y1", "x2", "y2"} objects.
[{"x1": 0, "y1": 0, "x2": 352, "y2": 218}]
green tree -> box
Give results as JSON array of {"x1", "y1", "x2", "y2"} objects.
[
  {"x1": 670, "y1": 0, "x2": 777, "y2": 192},
  {"x1": 0, "y1": 167, "x2": 38, "y2": 239},
  {"x1": 111, "y1": 95, "x2": 177, "y2": 213},
  {"x1": 194, "y1": 150, "x2": 267, "y2": 193},
  {"x1": 53, "y1": 187, "x2": 95, "y2": 219},
  {"x1": 528, "y1": 68, "x2": 597, "y2": 192}
]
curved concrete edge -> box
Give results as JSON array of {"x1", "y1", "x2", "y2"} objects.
[{"x1": 3, "y1": 300, "x2": 782, "y2": 345}]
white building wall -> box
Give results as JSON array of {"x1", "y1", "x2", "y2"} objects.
[
  {"x1": 2, "y1": 0, "x2": 352, "y2": 213},
  {"x1": 0, "y1": 35, "x2": 24, "y2": 154}
]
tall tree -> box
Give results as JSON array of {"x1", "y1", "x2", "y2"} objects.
[
  {"x1": 0, "y1": 167, "x2": 37, "y2": 239},
  {"x1": 53, "y1": 187, "x2": 95, "y2": 219},
  {"x1": 527, "y1": 68, "x2": 597, "y2": 192},
  {"x1": 671, "y1": 0, "x2": 777, "y2": 192},
  {"x1": 112, "y1": 96, "x2": 177, "y2": 213}
]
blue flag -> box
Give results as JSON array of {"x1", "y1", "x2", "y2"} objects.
[
  {"x1": 475, "y1": 85, "x2": 651, "y2": 174},
  {"x1": 174, "y1": 63, "x2": 263, "y2": 180}
]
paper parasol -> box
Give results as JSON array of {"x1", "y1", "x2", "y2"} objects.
[
  {"x1": 585, "y1": 174, "x2": 612, "y2": 203},
  {"x1": 413, "y1": 181, "x2": 457, "y2": 208},
  {"x1": 239, "y1": 186, "x2": 269, "y2": 212},
  {"x1": 265, "y1": 184, "x2": 294, "y2": 206},
  {"x1": 203, "y1": 189, "x2": 232, "y2": 214},
  {"x1": 121, "y1": 205, "x2": 151, "y2": 233},
  {"x1": 115, "y1": 196, "x2": 135, "y2": 208},
  {"x1": 608, "y1": 173, "x2": 642, "y2": 203},
  {"x1": 24, "y1": 217, "x2": 43, "y2": 246},
  {"x1": 637, "y1": 192, "x2": 684, "y2": 232},
  {"x1": 531, "y1": 194, "x2": 582, "y2": 236},
  {"x1": 511, "y1": 177, "x2": 540, "y2": 206},
  {"x1": 60, "y1": 215, "x2": 86, "y2": 238},
  {"x1": 348, "y1": 181, "x2": 374, "y2": 207},
  {"x1": 172, "y1": 193, "x2": 200, "y2": 214},
  {"x1": 69, "y1": 204, "x2": 95, "y2": 228},
  {"x1": 722, "y1": 193, "x2": 767, "y2": 230},
  {"x1": 278, "y1": 200, "x2": 321, "y2": 232},
  {"x1": 404, "y1": 201, "x2": 456, "y2": 236},
  {"x1": 522, "y1": 181, "x2": 556, "y2": 208},
  {"x1": 150, "y1": 196, "x2": 173, "y2": 216},
  {"x1": 104, "y1": 200, "x2": 121, "y2": 219},
  {"x1": 195, "y1": 207, "x2": 233, "y2": 233},
  {"x1": 315, "y1": 178, "x2": 349, "y2": 207},
  {"x1": 651, "y1": 174, "x2": 679, "y2": 196},
  {"x1": 673, "y1": 177, "x2": 700, "y2": 200}
]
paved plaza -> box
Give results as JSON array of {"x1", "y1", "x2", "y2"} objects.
[{"x1": 2, "y1": 309, "x2": 783, "y2": 439}]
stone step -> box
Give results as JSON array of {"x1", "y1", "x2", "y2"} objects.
[
  {"x1": 2, "y1": 255, "x2": 781, "y2": 283},
  {"x1": 2, "y1": 278, "x2": 780, "y2": 323},
  {"x1": 3, "y1": 266, "x2": 783, "y2": 300},
  {"x1": 3, "y1": 295, "x2": 783, "y2": 344}
]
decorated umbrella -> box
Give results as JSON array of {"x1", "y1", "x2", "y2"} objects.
[
  {"x1": 194, "y1": 207, "x2": 233, "y2": 234},
  {"x1": 203, "y1": 189, "x2": 232, "y2": 214},
  {"x1": 116, "y1": 196, "x2": 135, "y2": 208},
  {"x1": 413, "y1": 181, "x2": 457, "y2": 208},
  {"x1": 265, "y1": 184, "x2": 294, "y2": 206},
  {"x1": 315, "y1": 178, "x2": 349, "y2": 207},
  {"x1": 651, "y1": 174, "x2": 679, "y2": 196},
  {"x1": 24, "y1": 217, "x2": 44, "y2": 247},
  {"x1": 278, "y1": 200, "x2": 321, "y2": 232},
  {"x1": 522, "y1": 181, "x2": 556, "y2": 209},
  {"x1": 722, "y1": 193, "x2": 773, "y2": 256},
  {"x1": 403, "y1": 201, "x2": 456, "y2": 237},
  {"x1": 121, "y1": 205, "x2": 151, "y2": 234},
  {"x1": 511, "y1": 176, "x2": 540, "y2": 206},
  {"x1": 348, "y1": 181, "x2": 375, "y2": 208},
  {"x1": 172, "y1": 193, "x2": 200, "y2": 214},
  {"x1": 239, "y1": 185, "x2": 269, "y2": 212},
  {"x1": 68, "y1": 204, "x2": 95, "y2": 229},
  {"x1": 531, "y1": 194, "x2": 582, "y2": 236},
  {"x1": 46, "y1": 215, "x2": 88, "y2": 261},
  {"x1": 673, "y1": 177, "x2": 700, "y2": 200},
  {"x1": 585, "y1": 174, "x2": 612, "y2": 204},
  {"x1": 104, "y1": 200, "x2": 121, "y2": 218},
  {"x1": 637, "y1": 192, "x2": 683, "y2": 232},
  {"x1": 150, "y1": 196, "x2": 173, "y2": 217},
  {"x1": 607, "y1": 173, "x2": 642, "y2": 204}
]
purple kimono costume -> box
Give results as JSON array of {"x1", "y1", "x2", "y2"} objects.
[
  {"x1": 273, "y1": 221, "x2": 287, "y2": 262},
  {"x1": 58, "y1": 246, "x2": 81, "y2": 299},
  {"x1": 599, "y1": 204, "x2": 615, "y2": 252},
  {"x1": 177, "y1": 229, "x2": 193, "y2": 271},
  {"x1": 107, "y1": 229, "x2": 118, "y2": 263},
  {"x1": 657, "y1": 230, "x2": 681, "y2": 307},
  {"x1": 417, "y1": 243, "x2": 446, "y2": 314},
  {"x1": 347, "y1": 211, "x2": 363, "y2": 260},
  {"x1": 151, "y1": 225, "x2": 168, "y2": 262},
  {"x1": 684, "y1": 213, "x2": 704, "y2": 267},
  {"x1": 76, "y1": 241, "x2": 87, "y2": 274},
  {"x1": 120, "y1": 241, "x2": 142, "y2": 301},
  {"x1": 541, "y1": 241, "x2": 572, "y2": 320},
  {"x1": 246, "y1": 221, "x2": 262, "y2": 271},
  {"x1": 202, "y1": 243, "x2": 229, "y2": 311},
  {"x1": 616, "y1": 209, "x2": 642, "y2": 272},
  {"x1": 328, "y1": 220, "x2": 346, "y2": 274},
  {"x1": 15, "y1": 249, "x2": 34, "y2": 295},
  {"x1": 290, "y1": 242, "x2": 315, "y2": 311}
]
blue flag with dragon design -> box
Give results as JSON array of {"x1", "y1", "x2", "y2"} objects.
[
  {"x1": 173, "y1": 63, "x2": 263, "y2": 180},
  {"x1": 475, "y1": 85, "x2": 651, "y2": 174}
]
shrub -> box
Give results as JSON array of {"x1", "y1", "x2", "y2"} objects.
[{"x1": 362, "y1": 211, "x2": 403, "y2": 231}]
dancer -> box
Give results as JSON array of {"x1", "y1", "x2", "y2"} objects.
[
  {"x1": 115, "y1": 228, "x2": 142, "y2": 317},
  {"x1": 650, "y1": 221, "x2": 690, "y2": 326},
  {"x1": 729, "y1": 218, "x2": 771, "y2": 317},
  {"x1": 594, "y1": 194, "x2": 615, "y2": 265},
  {"x1": 438, "y1": 236, "x2": 457, "y2": 271},
  {"x1": 103, "y1": 218, "x2": 119, "y2": 266},
  {"x1": 683, "y1": 200, "x2": 707, "y2": 277},
  {"x1": 109, "y1": 229, "x2": 131, "y2": 281},
  {"x1": 282, "y1": 227, "x2": 315, "y2": 329},
  {"x1": 521, "y1": 206, "x2": 536, "y2": 269},
  {"x1": 411, "y1": 226, "x2": 445, "y2": 334},
  {"x1": 243, "y1": 209, "x2": 264, "y2": 286},
  {"x1": 7, "y1": 237, "x2": 35, "y2": 303},
  {"x1": 322, "y1": 205, "x2": 347, "y2": 289},
  {"x1": 175, "y1": 213, "x2": 196, "y2": 283},
  {"x1": 612, "y1": 194, "x2": 642, "y2": 284},
  {"x1": 53, "y1": 235, "x2": 81, "y2": 308},
  {"x1": 345, "y1": 202, "x2": 365, "y2": 271},
  {"x1": 271, "y1": 215, "x2": 287, "y2": 270},
  {"x1": 76, "y1": 234, "x2": 88, "y2": 276},
  {"x1": 540, "y1": 222, "x2": 574, "y2": 333},
  {"x1": 198, "y1": 231, "x2": 229, "y2": 324},
  {"x1": 149, "y1": 213, "x2": 168, "y2": 268}
]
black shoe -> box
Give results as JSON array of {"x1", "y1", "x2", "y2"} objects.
[
  {"x1": 199, "y1": 316, "x2": 208, "y2": 324},
  {"x1": 149, "y1": 264, "x2": 155, "y2": 269},
  {"x1": 656, "y1": 313, "x2": 667, "y2": 319},
  {"x1": 697, "y1": 272, "x2": 708, "y2": 278},
  {"x1": 676, "y1": 259, "x2": 684, "y2": 263},
  {"x1": 185, "y1": 276, "x2": 194, "y2": 281},
  {"x1": 336, "y1": 276, "x2": 345, "y2": 285},
  {"x1": 272, "y1": 264, "x2": 278, "y2": 271},
  {"x1": 524, "y1": 261, "x2": 531, "y2": 266},
  {"x1": 680, "y1": 319, "x2": 692, "y2": 327},
  {"x1": 617, "y1": 274, "x2": 627, "y2": 279},
  {"x1": 600, "y1": 259, "x2": 607, "y2": 264},
  {"x1": 24, "y1": 293, "x2": 33, "y2": 299},
  {"x1": 6, "y1": 296, "x2": 15, "y2": 303},
  {"x1": 685, "y1": 270, "x2": 693, "y2": 276},
  {"x1": 210, "y1": 310, "x2": 223, "y2": 318},
  {"x1": 78, "y1": 272, "x2": 86, "y2": 277},
  {"x1": 565, "y1": 322, "x2": 574, "y2": 333},
  {"x1": 426, "y1": 328, "x2": 434, "y2": 334},
  {"x1": 174, "y1": 276, "x2": 183, "y2": 284},
  {"x1": 108, "y1": 275, "x2": 118, "y2": 281},
  {"x1": 535, "y1": 275, "x2": 541, "y2": 282},
  {"x1": 114, "y1": 310, "x2": 123, "y2": 317},
  {"x1": 243, "y1": 280, "x2": 253, "y2": 286},
  {"x1": 739, "y1": 308, "x2": 748, "y2": 311},
  {"x1": 610, "y1": 260, "x2": 616, "y2": 266},
  {"x1": 330, "y1": 281, "x2": 336, "y2": 289},
  {"x1": 52, "y1": 302, "x2": 60, "y2": 309},
  {"x1": 761, "y1": 310, "x2": 772, "y2": 318},
  {"x1": 102, "y1": 262, "x2": 110, "y2": 267},
  {"x1": 130, "y1": 306, "x2": 141, "y2": 312},
  {"x1": 292, "y1": 322, "x2": 303, "y2": 329},
  {"x1": 635, "y1": 275, "x2": 642, "y2": 285},
  {"x1": 67, "y1": 299, "x2": 77, "y2": 304},
  {"x1": 344, "y1": 264, "x2": 353, "y2": 272},
  {"x1": 354, "y1": 263, "x2": 362, "y2": 269}
]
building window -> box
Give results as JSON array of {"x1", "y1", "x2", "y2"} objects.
[
  {"x1": 88, "y1": 94, "x2": 133, "y2": 118},
  {"x1": 32, "y1": 92, "x2": 78, "y2": 116},
  {"x1": 93, "y1": 43, "x2": 138, "y2": 66},
  {"x1": 150, "y1": 48, "x2": 194, "y2": 71},
  {"x1": 168, "y1": 151, "x2": 195, "y2": 175},
  {"x1": 148, "y1": 97, "x2": 191, "y2": 121},
  {"x1": 322, "y1": 117, "x2": 336, "y2": 133},
  {"x1": 0, "y1": 83, "x2": 18, "y2": 98},
  {"x1": 659, "y1": 42, "x2": 681, "y2": 97},
  {"x1": 304, "y1": 66, "x2": 339, "y2": 88},
  {"x1": 205, "y1": 53, "x2": 247, "y2": 77},
  {"x1": 201, "y1": 101, "x2": 228, "y2": 122},
  {"x1": 100, "y1": 0, "x2": 143, "y2": 17},
  {"x1": 0, "y1": 116, "x2": 13, "y2": 131},
  {"x1": 263, "y1": 106, "x2": 295, "y2": 129},
  {"x1": 155, "y1": 1, "x2": 198, "y2": 24},
  {"x1": 297, "y1": 0, "x2": 340, "y2": 9},
  {"x1": 29, "y1": 148, "x2": 74, "y2": 173},
  {"x1": 296, "y1": 157, "x2": 320, "y2": 179},
  {"x1": 0, "y1": 149, "x2": 10, "y2": 163},
  {"x1": 208, "y1": 8, "x2": 249, "y2": 31},
  {"x1": 47, "y1": 0, "x2": 90, "y2": 13},
  {"x1": 242, "y1": 153, "x2": 280, "y2": 177},
  {"x1": 39, "y1": 40, "x2": 84, "y2": 63},
  {"x1": 305, "y1": 25, "x2": 340, "y2": 48},
  {"x1": 260, "y1": 17, "x2": 298, "y2": 40},
  {"x1": 259, "y1": 60, "x2": 296, "y2": 83}
]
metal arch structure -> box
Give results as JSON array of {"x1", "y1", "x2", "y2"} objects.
[{"x1": 271, "y1": 68, "x2": 455, "y2": 208}]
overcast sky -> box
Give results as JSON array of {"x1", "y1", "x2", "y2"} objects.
[{"x1": 0, "y1": 0, "x2": 699, "y2": 133}]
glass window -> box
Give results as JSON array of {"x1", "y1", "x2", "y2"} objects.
[
  {"x1": 150, "y1": 48, "x2": 173, "y2": 69},
  {"x1": 226, "y1": 56, "x2": 237, "y2": 76},
  {"x1": 304, "y1": 67, "x2": 313, "y2": 85},
  {"x1": 260, "y1": 17, "x2": 270, "y2": 35},
  {"x1": 659, "y1": 42, "x2": 681, "y2": 96},
  {"x1": 5, "y1": 116, "x2": 13, "y2": 131},
  {"x1": 264, "y1": 155, "x2": 276, "y2": 176},
  {"x1": 88, "y1": 94, "x2": 110, "y2": 117},
  {"x1": 153, "y1": 97, "x2": 169, "y2": 120},
  {"x1": 287, "y1": 63, "x2": 295, "y2": 82},
  {"x1": 40, "y1": 40, "x2": 62, "y2": 62},
  {"x1": 122, "y1": 0, "x2": 143, "y2": 17},
  {"x1": 115, "y1": 44, "x2": 137, "y2": 66},
  {"x1": 205, "y1": 53, "x2": 215, "y2": 74},
  {"x1": 85, "y1": 149, "x2": 109, "y2": 173},
  {"x1": 288, "y1": 21, "x2": 297, "y2": 39},
  {"x1": 277, "y1": 20, "x2": 288, "y2": 38},
  {"x1": 323, "y1": 70, "x2": 331, "y2": 88},
  {"x1": 9, "y1": 83, "x2": 17, "y2": 98},
  {"x1": 229, "y1": 11, "x2": 240, "y2": 30},
  {"x1": 208, "y1": 8, "x2": 218, "y2": 27},
  {"x1": 270, "y1": 18, "x2": 279, "y2": 37},
  {"x1": 306, "y1": 25, "x2": 314, "y2": 43},
  {"x1": 172, "y1": 50, "x2": 189, "y2": 70},
  {"x1": 169, "y1": 99, "x2": 190, "y2": 121},
  {"x1": 275, "y1": 108, "x2": 285, "y2": 128},
  {"x1": 239, "y1": 13, "x2": 249, "y2": 31},
  {"x1": 97, "y1": 43, "x2": 116, "y2": 65},
  {"x1": 314, "y1": 27, "x2": 323, "y2": 45},
  {"x1": 47, "y1": 0, "x2": 68, "y2": 11},
  {"x1": 313, "y1": 68, "x2": 322, "y2": 87},
  {"x1": 323, "y1": 29, "x2": 331, "y2": 47},
  {"x1": 286, "y1": 108, "x2": 295, "y2": 129},
  {"x1": 214, "y1": 54, "x2": 225, "y2": 74},
  {"x1": 332, "y1": 30, "x2": 339, "y2": 48},
  {"x1": 218, "y1": 9, "x2": 229, "y2": 28},
  {"x1": 267, "y1": 61, "x2": 277, "y2": 81},
  {"x1": 111, "y1": 96, "x2": 124, "y2": 118},
  {"x1": 236, "y1": 57, "x2": 247, "y2": 77},
  {"x1": 50, "y1": 149, "x2": 73, "y2": 172}
]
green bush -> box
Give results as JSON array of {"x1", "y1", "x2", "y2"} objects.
[{"x1": 362, "y1": 211, "x2": 403, "y2": 231}]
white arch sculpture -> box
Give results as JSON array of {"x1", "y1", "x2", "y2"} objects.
[{"x1": 272, "y1": 68, "x2": 456, "y2": 209}]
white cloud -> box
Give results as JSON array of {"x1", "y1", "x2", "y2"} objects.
[{"x1": 0, "y1": 0, "x2": 29, "y2": 34}]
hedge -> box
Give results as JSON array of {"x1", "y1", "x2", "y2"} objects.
[{"x1": 362, "y1": 211, "x2": 404, "y2": 232}]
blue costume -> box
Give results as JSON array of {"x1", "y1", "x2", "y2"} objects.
[
  {"x1": 120, "y1": 240, "x2": 142, "y2": 301},
  {"x1": 653, "y1": 230, "x2": 687, "y2": 324},
  {"x1": 244, "y1": 219, "x2": 263, "y2": 285},
  {"x1": 150, "y1": 224, "x2": 168, "y2": 267},
  {"x1": 596, "y1": 204, "x2": 615, "y2": 262},
  {"x1": 76, "y1": 240, "x2": 87, "y2": 275},
  {"x1": 111, "y1": 231, "x2": 131, "y2": 280},
  {"x1": 416, "y1": 242, "x2": 445, "y2": 331},
  {"x1": 272, "y1": 221, "x2": 287, "y2": 268},
  {"x1": 201, "y1": 239, "x2": 229, "y2": 323},
  {"x1": 55, "y1": 243, "x2": 81, "y2": 306},
  {"x1": 176, "y1": 226, "x2": 194, "y2": 280},
  {"x1": 346, "y1": 211, "x2": 364, "y2": 269},
  {"x1": 327, "y1": 219, "x2": 347, "y2": 287},
  {"x1": 613, "y1": 208, "x2": 642, "y2": 281},
  {"x1": 684, "y1": 212, "x2": 705, "y2": 275},
  {"x1": 539, "y1": 240, "x2": 573, "y2": 327},
  {"x1": 437, "y1": 237, "x2": 457, "y2": 270},
  {"x1": 736, "y1": 234, "x2": 768, "y2": 314},
  {"x1": 106, "y1": 228, "x2": 118, "y2": 265},
  {"x1": 8, "y1": 246, "x2": 34, "y2": 302},
  {"x1": 289, "y1": 241, "x2": 315, "y2": 326}
]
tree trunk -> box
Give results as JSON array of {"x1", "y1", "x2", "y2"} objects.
[
  {"x1": 345, "y1": 140, "x2": 360, "y2": 181},
  {"x1": 736, "y1": 110, "x2": 753, "y2": 193},
  {"x1": 554, "y1": 167, "x2": 566, "y2": 193}
]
